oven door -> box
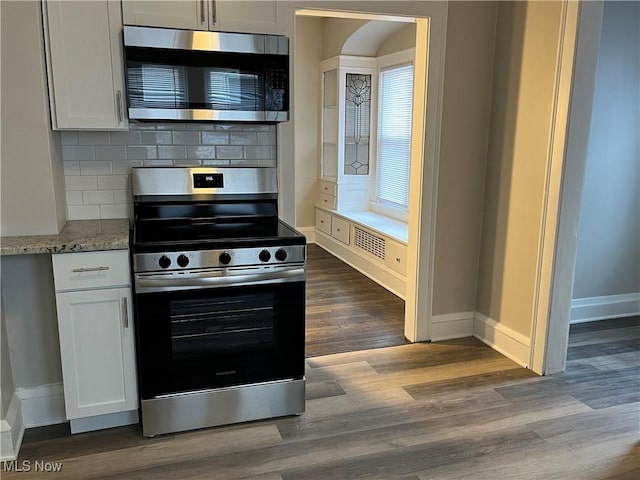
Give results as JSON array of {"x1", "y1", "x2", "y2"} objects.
[{"x1": 133, "y1": 266, "x2": 305, "y2": 399}]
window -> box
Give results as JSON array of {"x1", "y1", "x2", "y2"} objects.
[{"x1": 376, "y1": 63, "x2": 414, "y2": 211}]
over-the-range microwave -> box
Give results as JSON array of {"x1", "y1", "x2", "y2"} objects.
[{"x1": 123, "y1": 26, "x2": 289, "y2": 123}]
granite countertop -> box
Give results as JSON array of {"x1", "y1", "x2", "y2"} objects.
[{"x1": 0, "y1": 219, "x2": 130, "y2": 256}]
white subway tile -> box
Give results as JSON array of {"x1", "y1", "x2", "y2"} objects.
[
  {"x1": 67, "y1": 205, "x2": 100, "y2": 220},
  {"x1": 127, "y1": 146, "x2": 157, "y2": 159},
  {"x1": 172, "y1": 131, "x2": 200, "y2": 145},
  {"x1": 158, "y1": 146, "x2": 186, "y2": 159},
  {"x1": 203, "y1": 159, "x2": 230, "y2": 166},
  {"x1": 83, "y1": 190, "x2": 114, "y2": 205},
  {"x1": 142, "y1": 159, "x2": 174, "y2": 166},
  {"x1": 257, "y1": 132, "x2": 277, "y2": 146},
  {"x1": 95, "y1": 145, "x2": 127, "y2": 161},
  {"x1": 229, "y1": 159, "x2": 259, "y2": 167},
  {"x1": 230, "y1": 132, "x2": 258, "y2": 145},
  {"x1": 187, "y1": 146, "x2": 216, "y2": 159},
  {"x1": 216, "y1": 146, "x2": 243, "y2": 159},
  {"x1": 244, "y1": 146, "x2": 273, "y2": 159},
  {"x1": 109, "y1": 131, "x2": 141, "y2": 145},
  {"x1": 185, "y1": 123, "x2": 215, "y2": 131},
  {"x1": 65, "y1": 191, "x2": 83, "y2": 206},
  {"x1": 129, "y1": 123, "x2": 156, "y2": 130},
  {"x1": 98, "y1": 175, "x2": 129, "y2": 190},
  {"x1": 112, "y1": 160, "x2": 143, "y2": 174},
  {"x1": 60, "y1": 131, "x2": 78, "y2": 145},
  {"x1": 100, "y1": 204, "x2": 131, "y2": 219},
  {"x1": 62, "y1": 146, "x2": 95, "y2": 161},
  {"x1": 224, "y1": 124, "x2": 272, "y2": 132},
  {"x1": 63, "y1": 161, "x2": 80, "y2": 176},
  {"x1": 201, "y1": 132, "x2": 229, "y2": 145},
  {"x1": 78, "y1": 132, "x2": 109, "y2": 145},
  {"x1": 156, "y1": 123, "x2": 185, "y2": 131},
  {"x1": 113, "y1": 189, "x2": 132, "y2": 204},
  {"x1": 142, "y1": 131, "x2": 172, "y2": 144},
  {"x1": 80, "y1": 161, "x2": 112, "y2": 175},
  {"x1": 258, "y1": 159, "x2": 277, "y2": 168},
  {"x1": 65, "y1": 175, "x2": 97, "y2": 191},
  {"x1": 173, "y1": 160, "x2": 202, "y2": 167}
]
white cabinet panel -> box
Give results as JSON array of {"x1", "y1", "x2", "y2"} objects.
[
  {"x1": 385, "y1": 238, "x2": 407, "y2": 275},
  {"x1": 332, "y1": 217, "x2": 350, "y2": 245},
  {"x1": 121, "y1": 0, "x2": 284, "y2": 35},
  {"x1": 316, "y1": 209, "x2": 332, "y2": 236},
  {"x1": 43, "y1": 0, "x2": 127, "y2": 130},
  {"x1": 122, "y1": 0, "x2": 206, "y2": 30},
  {"x1": 52, "y1": 250, "x2": 130, "y2": 292},
  {"x1": 319, "y1": 193, "x2": 337, "y2": 210},
  {"x1": 55, "y1": 288, "x2": 137, "y2": 419},
  {"x1": 319, "y1": 180, "x2": 337, "y2": 197}
]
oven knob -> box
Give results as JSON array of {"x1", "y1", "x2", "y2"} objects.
[
  {"x1": 275, "y1": 248, "x2": 287, "y2": 261},
  {"x1": 158, "y1": 255, "x2": 171, "y2": 269},
  {"x1": 177, "y1": 254, "x2": 189, "y2": 267},
  {"x1": 219, "y1": 252, "x2": 232, "y2": 265},
  {"x1": 259, "y1": 249, "x2": 271, "y2": 262}
]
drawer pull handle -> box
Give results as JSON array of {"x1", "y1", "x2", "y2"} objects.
[
  {"x1": 72, "y1": 266, "x2": 110, "y2": 273},
  {"x1": 320, "y1": 220, "x2": 324, "y2": 223},
  {"x1": 396, "y1": 257, "x2": 401, "y2": 262},
  {"x1": 337, "y1": 228, "x2": 341, "y2": 232},
  {"x1": 122, "y1": 297, "x2": 129, "y2": 329},
  {"x1": 324, "y1": 187, "x2": 328, "y2": 190}
]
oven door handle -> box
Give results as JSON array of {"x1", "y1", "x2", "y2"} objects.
[{"x1": 136, "y1": 267, "x2": 306, "y2": 291}]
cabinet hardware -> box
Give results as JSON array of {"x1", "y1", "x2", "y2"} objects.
[
  {"x1": 72, "y1": 266, "x2": 110, "y2": 273},
  {"x1": 396, "y1": 257, "x2": 401, "y2": 263},
  {"x1": 320, "y1": 220, "x2": 324, "y2": 223},
  {"x1": 200, "y1": 0, "x2": 206, "y2": 24},
  {"x1": 210, "y1": 0, "x2": 217, "y2": 25},
  {"x1": 116, "y1": 90, "x2": 123, "y2": 123},
  {"x1": 122, "y1": 296, "x2": 129, "y2": 329}
]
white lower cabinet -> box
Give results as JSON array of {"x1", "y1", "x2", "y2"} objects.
[
  {"x1": 52, "y1": 251, "x2": 137, "y2": 427},
  {"x1": 331, "y1": 217, "x2": 350, "y2": 245}
]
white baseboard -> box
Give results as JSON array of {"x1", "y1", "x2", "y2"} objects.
[
  {"x1": 570, "y1": 293, "x2": 640, "y2": 323},
  {"x1": 0, "y1": 392, "x2": 25, "y2": 461},
  {"x1": 430, "y1": 312, "x2": 475, "y2": 341},
  {"x1": 15, "y1": 383, "x2": 66, "y2": 428},
  {"x1": 70, "y1": 410, "x2": 139, "y2": 434},
  {"x1": 473, "y1": 313, "x2": 531, "y2": 368},
  {"x1": 296, "y1": 226, "x2": 316, "y2": 244}
]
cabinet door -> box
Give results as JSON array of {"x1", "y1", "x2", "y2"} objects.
[
  {"x1": 214, "y1": 0, "x2": 284, "y2": 34},
  {"x1": 44, "y1": 1, "x2": 127, "y2": 130},
  {"x1": 122, "y1": 0, "x2": 207, "y2": 30},
  {"x1": 56, "y1": 288, "x2": 137, "y2": 419},
  {"x1": 316, "y1": 209, "x2": 332, "y2": 236},
  {"x1": 385, "y1": 239, "x2": 407, "y2": 276},
  {"x1": 332, "y1": 216, "x2": 350, "y2": 245}
]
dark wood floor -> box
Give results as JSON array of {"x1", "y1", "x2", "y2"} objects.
[
  {"x1": 6, "y1": 317, "x2": 638, "y2": 479},
  {"x1": 305, "y1": 244, "x2": 406, "y2": 358}
]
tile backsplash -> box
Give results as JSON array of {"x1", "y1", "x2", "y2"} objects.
[{"x1": 61, "y1": 122, "x2": 277, "y2": 220}]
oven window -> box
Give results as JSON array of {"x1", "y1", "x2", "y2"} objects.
[{"x1": 170, "y1": 292, "x2": 276, "y2": 359}]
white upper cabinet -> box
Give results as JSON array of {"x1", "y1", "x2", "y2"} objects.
[
  {"x1": 122, "y1": 0, "x2": 285, "y2": 35},
  {"x1": 43, "y1": 0, "x2": 127, "y2": 130}
]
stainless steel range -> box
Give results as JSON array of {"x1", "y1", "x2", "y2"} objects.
[{"x1": 130, "y1": 167, "x2": 306, "y2": 437}]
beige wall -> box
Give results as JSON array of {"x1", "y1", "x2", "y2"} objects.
[
  {"x1": 322, "y1": 17, "x2": 368, "y2": 59},
  {"x1": 0, "y1": 1, "x2": 66, "y2": 236},
  {"x1": 476, "y1": 1, "x2": 564, "y2": 336},
  {"x1": 432, "y1": 1, "x2": 497, "y2": 315},
  {"x1": 294, "y1": 16, "x2": 323, "y2": 228},
  {"x1": 376, "y1": 23, "x2": 416, "y2": 57}
]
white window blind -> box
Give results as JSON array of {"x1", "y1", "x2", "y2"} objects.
[{"x1": 377, "y1": 64, "x2": 414, "y2": 210}]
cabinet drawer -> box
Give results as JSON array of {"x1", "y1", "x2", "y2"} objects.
[
  {"x1": 385, "y1": 239, "x2": 407, "y2": 276},
  {"x1": 316, "y1": 209, "x2": 332, "y2": 235},
  {"x1": 53, "y1": 250, "x2": 131, "y2": 292},
  {"x1": 319, "y1": 180, "x2": 337, "y2": 197},
  {"x1": 331, "y1": 217, "x2": 350, "y2": 245},
  {"x1": 319, "y1": 193, "x2": 337, "y2": 210}
]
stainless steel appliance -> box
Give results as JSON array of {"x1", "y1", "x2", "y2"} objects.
[
  {"x1": 123, "y1": 26, "x2": 289, "y2": 122},
  {"x1": 131, "y1": 167, "x2": 305, "y2": 437}
]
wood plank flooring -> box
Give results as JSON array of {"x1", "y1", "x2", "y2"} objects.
[
  {"x1": 305, "y1": 244, "x2": 407, "y2": 358},
  {"x1": 5, "y1": 317, "x2": 638, "y2": 479}
]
